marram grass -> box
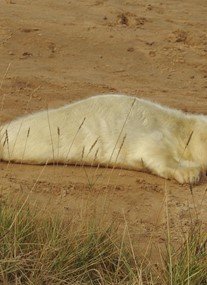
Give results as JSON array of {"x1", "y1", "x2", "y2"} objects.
[
  {"x1": 0, "y1": 202, "x2": 142, "y2": 285},
  {"x1": 0, "y1": 201, "x2": 206, "y2": 285},
  {"x1": 162, "y1": 224, "x2": 207, "y2": 285}
]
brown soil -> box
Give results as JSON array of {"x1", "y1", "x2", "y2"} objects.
[{"x1": 0, "y1": 0, "x2": 207, "y2": 262}]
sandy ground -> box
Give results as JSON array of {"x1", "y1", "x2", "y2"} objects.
[{"x1": 0, "y1": 0, "x2": 207, "y2": 261}]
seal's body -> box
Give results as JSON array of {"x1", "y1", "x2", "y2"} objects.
[{"x1": 1, "y1": 94, "x2": 206, "y2": 184}]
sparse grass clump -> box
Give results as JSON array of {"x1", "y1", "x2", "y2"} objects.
[
  {"x1": 0, "y1": 201, "x2": 142, "y2": 285},
  {"x1": 0, "y1": 200, "x2": 206, "y2": 285},
  {"x1": 162, "y1": 225, "x2": 207, "y2": 285}
]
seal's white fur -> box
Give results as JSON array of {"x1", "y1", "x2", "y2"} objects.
[{"x1": 1, "y1": 94, "x2": 207, "y2": 184}]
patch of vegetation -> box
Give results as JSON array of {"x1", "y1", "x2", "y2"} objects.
[
  {"x1": 0, "y1": 201, "x2": 206, "y2": 285},
  {"x1": 162, "y1": 225, "x2": 207, "y2": 285}
]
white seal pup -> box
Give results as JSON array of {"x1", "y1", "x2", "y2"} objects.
[{"x1": 0, "y1": 94, "x2": 206, "y2": 184}]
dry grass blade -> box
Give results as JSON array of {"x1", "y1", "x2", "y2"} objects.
[
  {"x1": 65, "y1": 117, "x2": 86, "y2": 163},
  {"x1": 0, "y1": 63, "x2": 11, "y2": 111},
  {"x1": 46, "y1": 107, "x2": 55, "y2": 164},
  {"x1": 107, "y1": 98, "x2": 136, "y2": 166},
  {"x1": 184, "y1": 131, "x2": 194, "y2": 150}
]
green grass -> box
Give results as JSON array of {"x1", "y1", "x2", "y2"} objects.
[
  {"x1": 162, "y1": 225, "x2": 207, "y2": 285},
  {"x1": 0, "y1": 201, "x2": 140, "y2": 284},
  {"x1": 0, "y1": 200, "x2": 206, "y2": 285}
]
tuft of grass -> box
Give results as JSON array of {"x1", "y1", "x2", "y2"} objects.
[
  {"x1": 0, "y1": 200, "x2": 206, "y2": 285},
  {"x1": 161, "y1": 224, "x2": 207, "y2": 285},
  {"x1": 0, "y1": 201, "x2": 144, "y2": 285}
]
